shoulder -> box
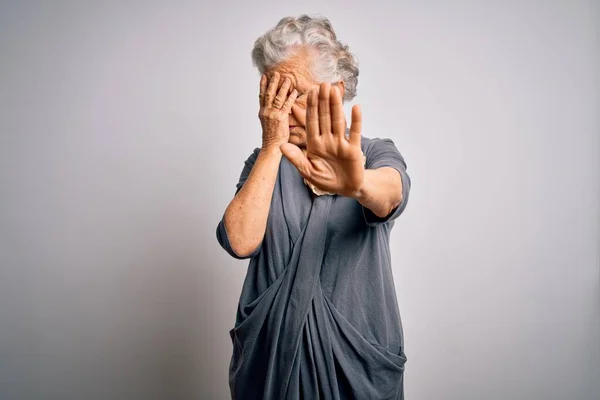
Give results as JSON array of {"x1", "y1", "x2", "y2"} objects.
[
  {"x1": 360, "y1": 135, "x2": 399, "y2": 153},
  {"x1": 242, "y1": 147, "x2": 262, "y2": 166},
  {"x1": 360, "y1": 135, "x2": 405, "y2": 167}
]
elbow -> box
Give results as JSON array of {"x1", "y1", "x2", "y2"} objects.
[
  {"x1": 374, "y1": 205, "x2": 395, "y2": 219},
  {"x1": 228, "y1": 239, "x2": 261, "y2": 259},
  {"x1": 380, "y1": 193, "x2": 403, "y2": 218},
  {"x1": 216, "y1": 216, "x2": 261, "y2": 260},
  {"x1": 395, "y1": 192, "x2": 404, "y2": 211}
]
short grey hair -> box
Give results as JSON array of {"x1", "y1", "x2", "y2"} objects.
[{"x1": 251, "y1": 15, "x2": 359, "y2": 102}]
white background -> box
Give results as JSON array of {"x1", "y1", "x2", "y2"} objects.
[{"x1": 1, "y1": 1, "x2": 598, "y2": 399}]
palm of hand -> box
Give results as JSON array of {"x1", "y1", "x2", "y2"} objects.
[{"x1": 281, "y1": 82, "x2": 364, "y2": 197}]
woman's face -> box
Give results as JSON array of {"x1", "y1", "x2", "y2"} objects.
[{"x1": 266, "y1": 52, "x2": 344, "y2": 148}]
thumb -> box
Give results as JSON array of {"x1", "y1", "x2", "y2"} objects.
[{"x1": 280, "y1": 143, "x2": 311, "y2": 178}]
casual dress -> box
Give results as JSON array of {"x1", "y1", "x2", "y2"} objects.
[{"x1": 217, "y1": 136, "x2": 411, "y2": 399}]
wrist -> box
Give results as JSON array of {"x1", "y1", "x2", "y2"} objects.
[{"x1": 260, "y1": 143, "x2": 283, "y2": 156}]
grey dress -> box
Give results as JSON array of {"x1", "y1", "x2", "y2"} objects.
[{"x1": 217, "y1": 136, "x2": 411, "y2": 399}]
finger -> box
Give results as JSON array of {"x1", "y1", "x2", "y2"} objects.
[
  {"x1": 318, "y1": 82, "x2": 332, "y2": 136},
  {"x1": 264, "y1": 72, "x2": 280, "y2": 107},
  {"x1": 273, "y1": 77, "x2": 292, "y2": 108},
  {"x1": 259, "y1": 74, "x2": 267, "y2": 107},
  {"x1": 282, "y1": 89, "x2": 298, "y2": 113},
  {"x1": 280, "y1": 143, "x2": 312, "y2": 179},
  {"x1": 306, "y1": 87, "x2": 320, "y2": 141},
  {"x1": 330, "y1": 85, "x2": 345, "y2": 140},
  {"x1": 349, "y1": 104, "x2": 362, "y2": 146}
]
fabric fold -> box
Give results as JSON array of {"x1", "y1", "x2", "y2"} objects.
[{"x1": 223, "y1": 137, "x2": 410, "y2": 399}]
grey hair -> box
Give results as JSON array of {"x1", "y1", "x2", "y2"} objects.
[{"x1": 251, "y1": 15, "x2": 359, "y2": 102}]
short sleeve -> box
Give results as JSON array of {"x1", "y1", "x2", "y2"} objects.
[
  {"x1": 233, "y1": 147, "x2": 262, "y2": 195},
  {"x1": 216, "y1": 148, "x2": 263, "y2": 259},
  {"x1": 362, "y1": 138, "x2": 411, "y2": 226}
]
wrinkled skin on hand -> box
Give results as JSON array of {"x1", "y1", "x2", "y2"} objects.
[
  {"x1": 281, "y1": 82, "x2": 364, "y2": 197},
  {"x1": 258, "y1": 71, "x2": 298, "y2": 149}
]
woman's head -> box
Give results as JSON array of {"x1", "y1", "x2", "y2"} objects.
[{"x1": 252, "y1": 15, "x2": 359, "y2": 147}]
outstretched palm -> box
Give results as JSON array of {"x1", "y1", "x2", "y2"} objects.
[{"x1": 280, "y1": 82, "x2": 364, "y2": 197}]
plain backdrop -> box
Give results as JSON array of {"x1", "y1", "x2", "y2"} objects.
[{"x1": 1, "y1": 1, "x2": 598, "y2": 399}]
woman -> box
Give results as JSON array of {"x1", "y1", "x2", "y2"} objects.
[{"x1": 217, "y1": 15, "x2": 411, "y2": 400}]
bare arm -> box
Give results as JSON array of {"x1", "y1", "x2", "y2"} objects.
[
  {"x1": 280, "y1": 83, "x2": 409, "y2": 223},
  {"x1": 223, "y1": 146, "x2": 282, "y2": 257},
  {"x1": 221, "y1": 72, "x2": 297, "y2": 258},
  {"x1": 352, "y1": 167, "x2": 403, "y2": 218}
]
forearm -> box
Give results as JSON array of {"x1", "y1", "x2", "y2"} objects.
[
  {"x1": 224, "y1": 146, "x2": 282, "y2": 256},
  {"x1": 352, "y1": 167, "x2": 403, "y2": 218}
]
